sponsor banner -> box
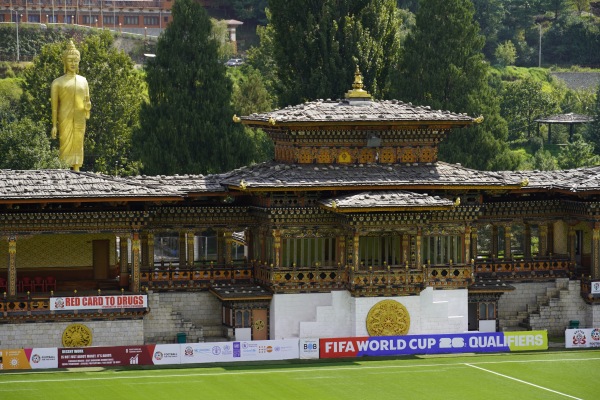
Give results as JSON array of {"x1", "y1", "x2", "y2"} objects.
[
  {"x1": 592, "y1": 282, "x2": 600, "y2": 294},
  {"x1": 50, "y1": 295, "x2": 147, "y2": 311},
  {"x1": 565, "y1": 328, "x2": 600, "y2": 348},
  {"x1": 299, "y1": 338, "x2": 320, "y2": 359},
  {"x1": 26, "y1": 348, "x2": 59, "y2": 369},
  {"x1": 149, "y1": 344, "x2": 181, "y2": 365},
  {"x1": 181, "y1": 340, "x2": 299, "y2": 363},
  {"x1": 320, "y1": 331, "x2": 548, "y2": 358},
  {"x1": 233, "y1": 339, "x2": 300, "y2": 361},
  {"x1": 180, "y1": 342, "x2": 236, "y2": 364},
  {"x1": 0, "y1": 349, "x2": 30, "y2": 370},
  {"x1": 58, "y1": 346, "x2": 153, "y2": 368}
]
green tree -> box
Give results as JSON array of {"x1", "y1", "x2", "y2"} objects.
[
  {"x1": 135, "y1": 0, "x2": 252, "y2": 175},
  {"x1": 229, "y1": 66, "x2": 275, "y2": 163},
  {"x1": 494, "y1": 41, "x2": 517, "y2": 67},
  {"x1": 19, "y1": 31, "x2": 145, "y2": 175},
  {"x1": 0, "y1": 77, "x2": 22, "y2": 122},
  {"x1": 501, "y1": 77, "x2": 559, "y2": 141},
  {"x1": 572, "y1": 0, "x2": 590, "y2": 15},
  {"x1": 531, "y1": 148, "x2": 558, "y2": 170},
  {"x1": 393, "y1": 0, "x2": 518, "y2": 171},
  {"x1": 0, "y1": 117, "x2": 64, "y2": 169},
  {"x1": 557, "y1": 134, "x2": 600, "y2": 168},
  {"x1": 267, "y1": 0, "x2": 403, "y2": 106},
  {"x1": 586, "y1": 84, "x2": 600, "y2": 155},
  {"x1": 472, "y1": 0, "x2": 506, "y2": 60}
]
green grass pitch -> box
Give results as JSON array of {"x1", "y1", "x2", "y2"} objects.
[{"x1": 1, "y1": 350, "x2": 599, "y2": 400}]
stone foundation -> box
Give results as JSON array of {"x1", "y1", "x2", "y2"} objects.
[{"x1": 0, "y1": 320, "x2": 143, "y2": 348}]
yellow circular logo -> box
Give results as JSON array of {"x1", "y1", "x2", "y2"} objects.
[
  {"x1": 366, "y1": 300, "x2": 410, "y2": 336},
  {"x1": 62, "y1": 323, "x2": 93, "y2": 347}
]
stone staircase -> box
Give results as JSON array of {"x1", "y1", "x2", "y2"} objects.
[
  {"x1": 143, "y1": 293, "x2": 205, "y2": 344},
  {"x1": 500, "y1": 278, "x2": 586, "y2": 336}
]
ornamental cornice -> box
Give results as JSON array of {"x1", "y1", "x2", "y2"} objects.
[
  {"x1": 481, "y1": 200, "x2": 564, "y2": 218},
  {"x1": 0, "y1": 210, "x2": 152, "y2": 232}
]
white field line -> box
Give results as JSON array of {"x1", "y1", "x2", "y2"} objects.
[
  {"x1": 465, "y1": 363, "x2": 583, "y2": 400},
  {"x1": 0, "y1": 356, "x2": 599, "y2": 385}
]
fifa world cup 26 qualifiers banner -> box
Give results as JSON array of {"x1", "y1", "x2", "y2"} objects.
[{"x1": 320, "y1": 331, "x2": 548, "y2": 358}]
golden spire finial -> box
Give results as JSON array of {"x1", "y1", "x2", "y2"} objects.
[{"x1": 345, "y1": 65, "x2": 371, "y2": 99}]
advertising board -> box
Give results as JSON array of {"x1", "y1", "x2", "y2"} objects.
[
  {"x1": 565, "y1": 328, "x2": 600, "y2": 348},
  {"x1": 320, "y1": 331, "x2": 548, "y2": 358}
]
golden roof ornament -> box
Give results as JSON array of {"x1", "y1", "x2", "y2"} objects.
[
  {"x1": 345, "y1": 66, "x2": 371, "y2": 100},
  {"x1": 474, "y1": 115, "x2": 484, "y2": 124},
  {"x1": 232, "y1": 114, "x2": 241, "y2": 123}
]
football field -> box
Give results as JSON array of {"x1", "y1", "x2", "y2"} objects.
[{"x1": 1, "y1": 350, "x2": 598, "y2": 400}]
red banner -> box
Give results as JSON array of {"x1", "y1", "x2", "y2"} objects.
[{"x1": 50, "y1": 295, "x2": 147, "y2": 311}]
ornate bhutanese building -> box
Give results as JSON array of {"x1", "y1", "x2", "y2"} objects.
[{"x1": 0, "y1": 72, "x2": 598, "y2": 347}]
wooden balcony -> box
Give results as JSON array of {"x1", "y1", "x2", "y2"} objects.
[
  {"x1": 253, "y1": 263, "x2": 347, "y2": 294},
  {"x1": 473, "y1": 257, "x2": 573, "y2": 281},
  {"x1": 140, "y1": 262, "x2": 253, "y2": 291}
]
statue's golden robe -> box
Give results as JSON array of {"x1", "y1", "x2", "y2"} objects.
[{"x1": 51, "y1": 74, "x2": 90, "y2": 168}]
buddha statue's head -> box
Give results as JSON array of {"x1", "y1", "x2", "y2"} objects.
[{"x1": 62, "y1": 40, "x2": 81, "y2": 74}]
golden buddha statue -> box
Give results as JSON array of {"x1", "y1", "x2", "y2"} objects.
[{"x1": 51, "y1": 40, "x2": 92, "y2": 171}]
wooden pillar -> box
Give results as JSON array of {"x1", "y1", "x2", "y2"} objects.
[
  {"x1": 539, "y1": 224, "x2": 548, "y2": 257},
  {"x1": 471, "y1": 227, "x2": 478, "y2": 261},
  {"x1": 402, "y1": 234, "x2": 409, "y2": 264},
  {"x1": 178, "y1": 231, "x2": 186, "y2": 266},
  {"x1": 547, "y1": 223, "x2": 554, "y2": 255},
  {"x1": 338, "y1": 235, "x2": 346, "y2": 266},
  {"x1": 217, "y1": 229, "x2": 226, "y2": 264},
  {"x1": 187, "y1": 231, "x2": 195, "y2": 267},
  {"x1": 353, "y1": 231, "x2": 360, "y2": 269},
  {"x1": 272, "y1": 230, "x2": 282, "y2": 268},
  {"x1": 524, "y1": 224, "x2": 532, "y2": 259},
  {"x1": 464, "y1": 226, "x2": 471, "y2": 264},
  {"x1": 246, "y1": 229, "x2": 254, "y2": 261},
  {"x1": 7, "y1": 236, "x2": 17, "y2": 297},
  {"x1": 568, "y1": 226, "x2": 576, "y2": 263},
  {"x1": 131, "y1": 233, "x2": 141, "y2": 293},
  {"x1": 593, "y1": 225, "x2": 600, "y2": 280},
  {"x1": 416, "y1": 228, "x2": 422, "y2": 268},
  {"x1": 120, "y1": 235, "x2": 129, "y2": 275},
  {"x1": 504, "y1": 225, "x2": 512, "y2": 260},
  {"x1": 141, "y1": 233, "x2": 148, "y2": 267},
  {"x1": 224, "y1": 231, "x2": 233, "y2": 265},
  {"x1": 491, "y1": 225, "x2": 499, "y2": 258},
  {"x1": 147, "y1": 233, "x2": 154, "y2": 268}
]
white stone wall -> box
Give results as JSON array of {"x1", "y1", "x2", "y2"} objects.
[
  {"x1": 271, "y1": 292, "x2": 334, "y2": 339},
  {"x1": 272, "y1": 288, "x2": 468, "y2": 339},
  {"x1": 528, "y1": 280, "x2": 589, "y2": 335},
  {"x1": 498, "y1": 281, "x2": 557, "y2": 318},
  {"x1": 143, "y1": 291, "x2": 222, "y2": 343},
  {"x1": 0, "y1": 320, "x2": 143, "y2": 349}
]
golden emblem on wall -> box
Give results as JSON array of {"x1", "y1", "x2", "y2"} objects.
[
  {"x1": 366, "y1": 300, "x2": 410, "y2": 336},
  {"x1": 338, "y1": 150, "x2": 351, "y2": 163},
  {"x1": 62, "y1": 323, "x2": 93, "y2": 347},
  {"x1": 253, "y1": 319, "x2": 265, "y2": 331}
]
